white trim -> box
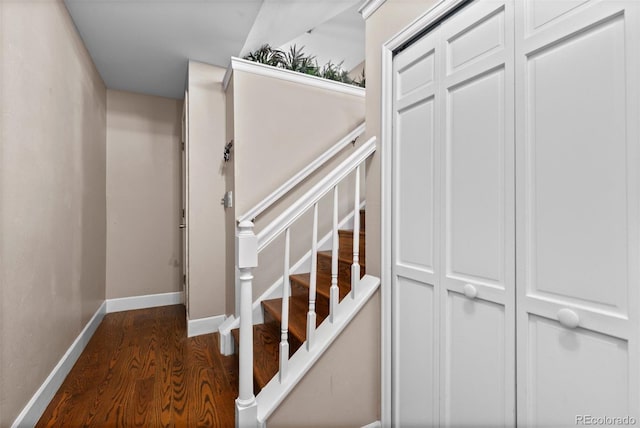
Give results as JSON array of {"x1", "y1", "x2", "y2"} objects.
[
  {"x1": 222, "y1": 61, "x2": 233, "y2": 92},
  {"x1": 380, "y1": 41, "x2": 394, "y2": 428},
  {"x1": 256, "y1": 274, "x2": 380, "y2": 424},
  {"x1": 106, "y1": 291, "x2": 183, "y2": 313},
  {"x1": 361, "y1": 421, "x2": 382, "y2": 428},
  {"x1": 383, "y1": 0, "x2": 469, "y2": 52},
  {"x1": 379, "y1": 1, "x2": 467, "y2": 426},
  {"x1": 11, "y1": 301, "x2": 107, "y2": 428},
  {"x1": 258, "y1": 137, "x2": 376, "y2": 252},
  {"x1": 224, "y1": 57, "x2": 366, "y2": 98},
  {"x1": 187, "y1": 314, "x2": 227, "y2": 338},
  {"x1": 358, "y1": 0, "x2": 387, "y2": 20},
  {"x1": 238, "y1": 123, "x2": 366, "y2": 223}
]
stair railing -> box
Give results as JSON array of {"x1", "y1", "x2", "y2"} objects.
[
  {"x1": 237, "y1": 122, "x2": 365, "y2": 224},
  {"x1": 235, "y1": 136, "x2": 376, "y2": 427}
]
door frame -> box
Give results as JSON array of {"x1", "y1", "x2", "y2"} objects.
[
  {"x1": 380, "y1": 1, "x2": 470, "y2": 425},
  {"x1": 182, "y1": 90, "x2": 190, "y2": 318}
]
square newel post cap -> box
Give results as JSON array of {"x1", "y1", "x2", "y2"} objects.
[{"x1": 236, "y1": 220, "x2": 258, "y2": 269}]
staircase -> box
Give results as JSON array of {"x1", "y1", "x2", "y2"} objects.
[
  {"x1": 226, "y1": 133, "x2": 378, "y2": 427},
  {"x1": 232, "y1": 210, "x2": 366, "y2": 394}
]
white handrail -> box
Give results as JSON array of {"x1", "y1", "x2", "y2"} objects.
[
  {"x1": 256, "y1": 136, "x2": 376, "y2": 252},
  {"x1": 237, "y1": 123, "x2": 366, "y2": 224}
]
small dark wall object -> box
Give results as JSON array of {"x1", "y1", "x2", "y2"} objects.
[{"x1": 224, "y1": 140, "x2": 233, "y2": 162}]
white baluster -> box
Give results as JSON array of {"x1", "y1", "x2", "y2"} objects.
[
  {"x1": 330, "y1": 185, "x2": 339, "y2": 323},
  {"x1": 306, "y1": 203, "x2": 319, "y2": 350},
  {"x1": 279, "y1": 228, "x2": 291, "y2": 382},
  {"x1": 235, "y1": 221, "x2": 258, "y2": 427},
  {"x1": 351, "y1": 165, "x2": 361, "y2": 299}
]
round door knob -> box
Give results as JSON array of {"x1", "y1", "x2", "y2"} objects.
[
  {"x1": 557, "y1": 308, "x2": 580, "y2": 329},
  {"x1": 463, "y1": 283, "x2": 478, "y2": 299},
  {"x1": 179, "y1": 224, "x2": 186, "y2": 229}
]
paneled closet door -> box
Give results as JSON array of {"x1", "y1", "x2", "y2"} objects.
[
  {"x1": 391, "y1": 29, "x2": 441, "y2": 427},
  {"x1": 437, "y1": 1, "x2": 515, "y2": 426},
  {"x1": 515, "y1": 1, "x2": 640, "y2": 426}
]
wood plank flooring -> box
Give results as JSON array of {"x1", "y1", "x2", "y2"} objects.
[{"x1": 37, "y1": 305, "x2": 238, "y2": 427}]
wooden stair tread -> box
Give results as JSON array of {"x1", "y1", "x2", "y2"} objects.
[
  {"x1": 338, "y1": 229, "x2": 365, "y2": 235},
  {"x1": 231, "y1": 323, "x2": 280, "y2": 391},
  {"x1": 289, "y1": 271, "x2": 343, "y2": 300},
  {"x1": 232, "y1": 210, "x2": 367, "y2": 392},
  {"x1": 317, "y1": 250, "x2": 365, "y2": 266},
  {"x1": 262, "y1": 295, "x2": 329, "y2": 344}
]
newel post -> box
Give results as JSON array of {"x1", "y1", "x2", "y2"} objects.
[{"x1": 236, "y1": 221, "x2": 258, "y2": 428}]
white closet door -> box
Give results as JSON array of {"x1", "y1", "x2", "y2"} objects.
[
  {"x1": 392, "y1": 29, "x2": 441, "y2": 427},
  {"x1": 437, "y1": 1, "x2": 515, "y2": 426},
  {"x1": 515, "y1": 1, "x2": 640, "y2": 426}
]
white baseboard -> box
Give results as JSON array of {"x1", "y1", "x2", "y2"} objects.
[
  {"x1": 11, "y1": 301, "x2": 107, "y2": 428},
  {"x1": 188, "y1": 314, "x2": 227, "y2": 337},
  {"x1": 362, "y1": 421, "x2": 381, "y2": 428},
  {"x1": 106, "y1": 291, "x2": 183, "y2": 313}
]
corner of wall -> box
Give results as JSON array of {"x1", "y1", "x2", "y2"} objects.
[{"x1": 186, "y1": 61, "x2": 229, "y2": 321}]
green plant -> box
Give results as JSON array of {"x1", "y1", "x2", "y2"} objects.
[
  {"x1": 244, "y1": 44, "x2": 284, "y2": 67},
  {"x1": 281, "y1": 45, "x2": 318, "y2": 75},
  {"x1": 243, "y1": 44, "x2": 364, "y2": 87}
]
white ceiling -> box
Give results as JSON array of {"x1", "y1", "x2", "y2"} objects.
[
  {"x1": 279, "y1": 3, "x2": 364, "y2": 72},
  {"x1": 64, "y1": 0, "x2": 364, "y2": 100}
]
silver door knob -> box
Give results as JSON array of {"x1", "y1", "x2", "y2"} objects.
[
  {"x1": 179, "y1": 224, "x2": 186, "y2": 229},
  {"x1": 557, "y1": 308, "x2": 579, "y2": 329},
  {"x1": 463, "y1": 283, "x2": 478, "y2": 299}
]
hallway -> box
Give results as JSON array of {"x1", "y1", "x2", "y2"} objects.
[{"x1": 37, "y1": 306, "x2": 238, "y2": 427}]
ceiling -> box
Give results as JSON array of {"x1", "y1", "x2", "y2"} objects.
[{"x1": 64, "y1": 0, "x2": 365, "y2": 99}]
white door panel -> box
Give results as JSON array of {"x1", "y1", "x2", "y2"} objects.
[
  {"x1": 445, "y1": 68, "x2": 505, "y2": 286},
  {"x1": 525, "y1": 0, "x2": 590, "y2": 33},
  {"x1": 527, "y1": 316, "x2": 630, "y2": 428},
  {"x1": 525, "y1": 12, "x2": 627, "y2": 314},
  {"x1": 394, "y1": 276, "x2": 437, "y2": 427},
  {"x1": 439, "y1": 1, "x2": 515, "y2": 425},
  {"x1": 392, "y1": 1, "x2": 515, "y2": 426},
  {"x1": 395, "y1": 98, "x2": 436, "y2": 273},
  {"x1": 391, "y1": 0, "x2": 640, "y2": 425},
  {"x1": 515, "y1": 0, "x2": 640, "y2": 426},
  {"x1": 392, "y1": 29, "x2": 441, "y2": 427},
  {"x1": 443, "y1": 1, "x2": 507, "y2": 75},
  {"x1": 443, "y1": 292, "x2": 508, "y2": 427}
]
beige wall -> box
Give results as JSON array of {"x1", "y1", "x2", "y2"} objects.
[
  {"x1": 227, "y1": 69, "x2": 365, "y2": 313},
  {"x1": 0, "y1": 0, "x2": 107, "y2": 425},
  {"x1": 224, "y1": 78, "x2": 237, "y2": 315},
  {"x1": 349, "y1": 60, "x2": 366, "y2": 82},
  {"x1": 364, "y1": 0, "x2": 437, "y2": 278},
  {"x1": 106, "y1": 90, "x2": 182, "y2": 299},
  {"x1": 187, "y1": 61, "x2": 228, "y2": 321},
  {"x1": 268, "y1": 294, "x2": 381, "y2": 427},
  {"x1": 232, "y1": 70, "x2": 365, "y2": 216}
]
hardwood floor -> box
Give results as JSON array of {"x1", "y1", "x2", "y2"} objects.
[{"x1": 37, "y1": 305, "x2": 238, "y2": 428}]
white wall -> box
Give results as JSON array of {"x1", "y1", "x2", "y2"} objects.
[{"x1": 106, "y1": 89, "x2": 183, "y2": 299}]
